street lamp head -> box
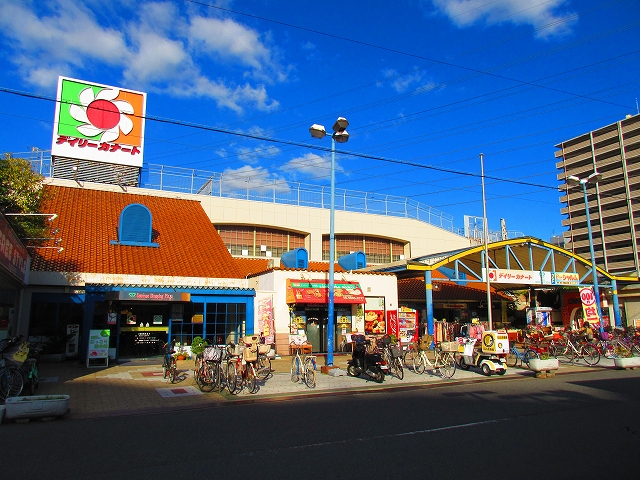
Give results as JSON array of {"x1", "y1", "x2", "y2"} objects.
[
  {"x1": 309, "y1": 124, "x2": 327, "y2": 140},
  {"x1": 566, "y1": 175, "x2": 581, "y2": 186},
  {"x1": 332, "y1": 130, "x2": 349, "y2": 144},
  {"x1": 332, "y1": 117, "x2": 349, "y2": 132},
  {"x1": 588, "y1": 171, "x2": 602, "y2": 183}
]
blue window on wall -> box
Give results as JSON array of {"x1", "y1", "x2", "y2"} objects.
[{"x1": 111, "y1": 203, "x2": 159, "y2": 247}]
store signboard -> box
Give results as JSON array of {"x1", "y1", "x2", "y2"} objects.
[
  {"x1": 286, "y1": 279, "x2": 365, "y2": 304},
  {"x1": 115, "y1": 291, "x2": 191, "y2": 302},
  {"x1": 0, "y1": 214, "x2": 29, "y2": 283},
  {"x1": 51, "y1": 77, "x2": 146, "y2": 167},
  {"x1": 485, "y1": 268, "x2": 580, "y2": 286}
]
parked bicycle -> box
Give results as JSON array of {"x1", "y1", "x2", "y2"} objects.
[
  {"x1": 226, "y1": 342, "x2": 259, "y2": 394},
  {"x1": 506, "y1": 344, "x2": 539, "y2": 368},
  {"x1": 290, "y1": 345, "x2": 317, "y2": 388},
  {"x1": 404, "y1": 341, "x2": 456, "y2": 379},
  {"x1": 16, "y1": 340, "x2": 40, "y2": 396},
  {"x1": 380, "y1": 337, "x2": 404, "y2": 380},
  {"x1": 162, "y1": 340, "x2": 178, "y2": 383},
  {"x1": 550, "y1": 332, "x2": 600, "y2": 365},
  {"x1": 0, "y1": 336, "x2": 25, "y2": 400}
]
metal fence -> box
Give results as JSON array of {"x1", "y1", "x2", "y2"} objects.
[{"x1": 15, "y1": 150, "x2": 523, "y2": 238}]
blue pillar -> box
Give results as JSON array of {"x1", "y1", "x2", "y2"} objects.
[
  {"x1": 611, "y1": 279, "x2": 622, "y2": 327},
  {"x1": 425, "y1": 270, "x2": 434, "y2": 336}
]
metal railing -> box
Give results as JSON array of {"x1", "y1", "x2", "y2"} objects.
[{"x1": 13, "y1": 150, "x2": 524, "y2": 238}]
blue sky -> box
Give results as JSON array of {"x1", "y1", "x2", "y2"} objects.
[{"x1": 1, "y1": 0, "x2": 639, "y2": 242}]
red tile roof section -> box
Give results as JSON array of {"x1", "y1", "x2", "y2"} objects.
[
  {"x1": 233, "y1": 258, "x2": 271, "y2": 277},
  {"x1": 31, "y1": 185, "x2": 242, "y2": 278}
]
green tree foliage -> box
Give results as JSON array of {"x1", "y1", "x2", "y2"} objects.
[{"x1": 0, "y1": 153, "x2": 49, "y2": 239}]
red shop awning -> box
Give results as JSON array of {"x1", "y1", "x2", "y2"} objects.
[{"x1": 286, "y1": 279, "x2": 365, "y2": 304}]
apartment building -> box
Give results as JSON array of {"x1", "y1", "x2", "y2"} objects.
[{"x1": 556, "y1": 113, "x2": 640, "y2": 277}]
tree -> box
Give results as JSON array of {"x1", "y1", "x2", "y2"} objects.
[{"x1": 0, "y1": 153, "x2": 50, "y2": 239}]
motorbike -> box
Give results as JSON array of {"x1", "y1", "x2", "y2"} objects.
[{"x1": 346, "y1": 334, "x2": 386, "y2": 383}]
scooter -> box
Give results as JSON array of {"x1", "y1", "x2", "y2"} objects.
[
  {"x1": 457, "y1": 330, "x2": 509, "y2": 376},
  {"x1": 347, "y1": 334, "x2": 386, "y2": 383}
]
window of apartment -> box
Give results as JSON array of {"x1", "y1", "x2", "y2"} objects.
[
  {"x1": 323, "y1": 235, "x2": 406, "y2": 264},
  {"x1": 215, "y1": 225, "x2": 305, "y2": 257}
]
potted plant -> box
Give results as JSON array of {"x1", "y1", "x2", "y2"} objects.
[
  {"x1": 529, "y1": 353, "x2": 559, "y2": 377},
  {"x1": 190, "y1": 336, "x2": 208, "y2": 363},
  {"x1": 5, "y1": 394, "x2": 70, "y2": 420},
  {"x1": 175, "y1": 343, "x2": 188, "y2": 361},
  {"x1": 613, "y1": 347, "x2": 640, "y2": 369}
]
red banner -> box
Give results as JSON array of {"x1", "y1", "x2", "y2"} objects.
[{"x1": 286, "y1": 279, "x2": 365, "y2": 304}]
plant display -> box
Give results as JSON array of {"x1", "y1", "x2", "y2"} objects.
[{"x1": 190, "y1": 336, "x2": 208, "y2": 356}]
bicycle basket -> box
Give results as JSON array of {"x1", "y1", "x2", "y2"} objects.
[
  {"x1": 202, "y1": 346, "x2": 223, "y2": 361},
  {"x1": 439, "y1": 341, "x2": 459, "y2": 352},
  {"x1": 243, "y1": 348, "x2": 258, "y2": 362},
  {"x1": 257, "y1": 344, "x2": 271, "y2": 354},
  {"x1": 390, "y1": 346, "x2": 402, "y2": 358}
]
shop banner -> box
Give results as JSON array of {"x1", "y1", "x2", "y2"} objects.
[
  {"x1": 258, "y1": 297, "x2": 275, "y2": 344},
  {"x1": 386, "y1": 310, "x2": 398, "y2": 338},
  {"x1": 286, "y1": 279, "x2": 365, "y2": 304},
  {"x1": 580, "y1": 287, "x2": 601, "y2": 325},
  {"x1": 66, "y1": 324, "x2": 80, "y2": 357}
]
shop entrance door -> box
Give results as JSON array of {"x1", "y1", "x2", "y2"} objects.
[{"x1": 306, "y1": 317, "x2": 321, "y2": 353}]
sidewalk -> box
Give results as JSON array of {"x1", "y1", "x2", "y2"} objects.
[{"x1": 5, "y1": 354, "x2": 608, "y2": 421}]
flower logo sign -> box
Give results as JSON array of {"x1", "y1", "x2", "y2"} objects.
[{"x1": 51, "y1": 77, "x2": 146, "y2": 168}]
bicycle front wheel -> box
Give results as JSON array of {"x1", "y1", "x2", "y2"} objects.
[
  {"x1": 582, "y1": 344, "x2": 600, "y2": 365},
  {"x1": 199, "y1": 364, "x2": 215, "y2": 392},
  {"x1": 170, "y1": 361, "x2": 177, "y2": 384},
  {"x1": 403, "y1": 350, "x2": 417, "y2": 372},
  {"x1": 246, "y1": 365, "x2": 258, "y2": 394},
  {"x1": 290, "y1": 355, "x2": 301, "y2": 383},
  {"x1": 228, "y1": 362, "x2": 243, "y2": 395},
  {"x1": 303, "y1": 357, "x2": 316, "y2": 388},
  {"x1": 394, "y1": 358, "x2": 404, "y2": 380},
  {"x1": 256, "y1": 355, "x2": 272, "y2": 380},
  {"x1": 523, "y1": 349, "x2": 539, "y2": 367},
  {"x1": 559, "y1": 345, "x2": 574, "y2": 363},
  {"x1": 413, "y1": 352, "x2": 426, "y2": 374},
  {"x1": 437, "y1": 353, "x2": 456, "y2": 379},
  {"x1": 506, "y1": 349, "x2": 518, "y2": 367}
]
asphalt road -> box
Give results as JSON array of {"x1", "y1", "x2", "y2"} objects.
[{"x1": 3, "y1": 368, "x2": 639, "y2": 479}]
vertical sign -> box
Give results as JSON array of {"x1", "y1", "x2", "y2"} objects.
[
  {"x1": 66, "y1": 324, "x2": 80, "y2": 357},
  {"x1": 580, "y1": 287, "x2": 601, "y2": 325},
  {"x1": 258, "y1": 297, "x2": 275, "y2": 344},
  {"x1": 386, "y1": 310, "x2": 398, "y2": 339}
]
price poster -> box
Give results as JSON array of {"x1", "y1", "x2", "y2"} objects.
[{"x1": 87, "y1": 329, "x2": 110, "y2": 359}]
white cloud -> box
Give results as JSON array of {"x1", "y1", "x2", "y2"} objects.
[
  {"x1": 0, "y1": 0, "x2": 285, "y2": 112},
  {"x1": 220, "y1": 165, "x2": 290, "y2": 194},
  {"x1": 282, "y1": 152, "x2": 344, "y2": 181},
  {"x1": 189, "y1": 16, "x2": 289, "y2": 83},
  {"x1": 383, "y1": 68, "x2": 434, "y2": 93},
  {"x1": 427, "y1": 0, "x2": 577, "y2": 38}
]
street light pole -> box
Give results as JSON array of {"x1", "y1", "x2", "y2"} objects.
[
  {"x1": 567, "y1": 172, "x2": 604, "y2": 332},
  {"x1": 310, "y1": 118, "x2": 349, "y2": 366},
  {"x1": 480, "y1": 153, "x2": 493, "y2": 330}
]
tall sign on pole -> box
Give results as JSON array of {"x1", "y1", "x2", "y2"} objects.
[{"x1": 51, "y1": 77, "x2": 146, "y2": 168}]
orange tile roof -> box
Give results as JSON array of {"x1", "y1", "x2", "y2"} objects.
[
  {"x1": 233, "y1": 258, "x2": 272, "y2": 277},
  {"x1": 30, "y1": 185, "x2": 242, "y2": 278}
]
